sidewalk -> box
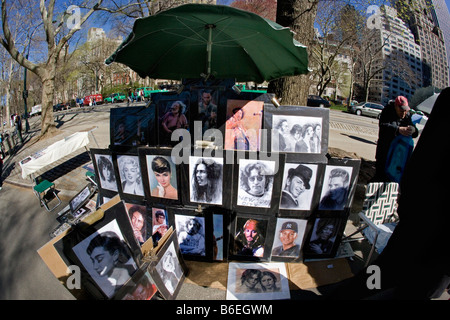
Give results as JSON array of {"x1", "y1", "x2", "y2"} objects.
[{"x1": 1, "y1": 119, "x2": 100, "y2": 201}]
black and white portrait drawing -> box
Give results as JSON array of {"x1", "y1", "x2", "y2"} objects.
[
  {"x1": 189, "y1": 156, "x2": 223, "y2": 205},
  {"x1": 237, "y1": 159, "x2": 275, "y2": 208},
  {"x1": 175, "y1": 215, "x2": 206, "y2": 257},
  {"x1": 280, "y1": 163, "x2": 318, "y2": 210},
  {"x1": 69, "y1": 185, "x2": 91, "y2": 213},
  {"x1": 155, "y1": 242, "x2": 183, "y2": 296},
  {"x1": 95, "y1": 154, "x2": 118, "y2": 192},
  {"x1": 72, "y1": 219, "x2": 138, "y2": 299},
  {"x1": 319, "y1": 165, "x2": 353, "y2": 211},
  {"x1": 271, "y1": 115, "x2": 322, "y2": 153},
  {"x1": 304, "y1": 217, "x2": 340, "y2": 256},
  {"x1": 117, "y1": 155, "x2": 144, "y2": 196},
  {"x1": 271, "y1": 218, "x2": 307, "y2": 258},
  {"x1": 226, "y1": 262, "x2": 290, "y2": 300}
]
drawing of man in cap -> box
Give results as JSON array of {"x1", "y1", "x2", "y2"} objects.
[
  {"x1": 271, "y1": 221, "x2": 301, "y2": 257},
  {"x1": 280, "y1": 164, "x2": 313, "y2": 209}
]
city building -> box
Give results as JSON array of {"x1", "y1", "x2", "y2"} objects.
[
  {"x1": 397, "y1": 0, "x2": 449, "y2": 89},
  {"x1": 368, "y1": 5, "x2": 423, "y2": 105},
  {"x1": 429, "y1": 0, "x2": 450, "y2": 86}
]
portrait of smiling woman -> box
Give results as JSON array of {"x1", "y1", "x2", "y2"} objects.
[
  {"x1": 148, "y1": 156, "x2": 178, "y2": 200},
  {"x1": 118, "y1": 155, "x2": 144, "y2": 196}
]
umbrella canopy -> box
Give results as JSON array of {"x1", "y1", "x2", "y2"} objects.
[
  {"x1": 416, "y1": 93, "x2": 439, "y2": 115},
  {"x1": 106, "y1": 4, "x2": 309, "y2": 83}
]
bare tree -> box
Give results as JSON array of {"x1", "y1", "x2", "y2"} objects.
[{"x1": 1, "y1": 0, "x2": 106, "y2": 137}]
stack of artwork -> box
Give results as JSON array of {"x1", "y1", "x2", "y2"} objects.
[{"x1": 39, "y1": 79, "x2": 360, "y2": 300}]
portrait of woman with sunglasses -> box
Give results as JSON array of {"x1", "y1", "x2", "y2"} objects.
[{"x1": 237, "y1": 160, "x2": 275, "y2": 208}]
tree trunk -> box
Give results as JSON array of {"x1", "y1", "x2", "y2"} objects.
[
  {"x1": 40, "y1": 67, "x2": 57, "y2": 137},
  {"x1": 268, "y1": 0, "x2": 318, "y2": 106}
]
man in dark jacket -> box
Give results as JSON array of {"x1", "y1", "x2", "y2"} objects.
[
  {"x1": 327, "y1": 87, "x2": 450, "y2": 300},
  {"x1": 373, "y1": 96, "x2": 418, "y2": 182}
]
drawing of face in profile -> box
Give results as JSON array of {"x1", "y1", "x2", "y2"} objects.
[
  {"x1": 190, "y1": 156, "x2": 223, "y2": 205},
  {"x1": 72, "y1": 220, "x2": 137, "y2": 299}
]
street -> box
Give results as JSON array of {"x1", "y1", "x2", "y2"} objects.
[{"x1": 0, "y1": 104, "x2": 379, "y2": 300}]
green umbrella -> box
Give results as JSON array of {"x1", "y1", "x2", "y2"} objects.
[{"x1": 105, "y1": 4, "x2": 309, "y2": 83}]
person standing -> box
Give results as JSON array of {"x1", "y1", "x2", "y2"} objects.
[
  {"x1": 0, "y1": 155, "x2": 3, "y2": 191},
  {"x1": 14, "y1": 114, "x2": 23, "y2": 144},
  {"x1": 373, "y1": 96, "x2": 418, "y2": 182}
]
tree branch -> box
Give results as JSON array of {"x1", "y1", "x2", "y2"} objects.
[{"x1": 1, "y1": 0, "x2": 40, "y2": 74}]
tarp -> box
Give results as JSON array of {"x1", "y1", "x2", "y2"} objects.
[{"x1": 20, "y1": 131, "x2": 90, "y2": 179}]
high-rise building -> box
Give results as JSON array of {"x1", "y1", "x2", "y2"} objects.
[
  {"x1": 397, "y1": 0, "x2": 449, "y2": 89},
  {"x1": 368, "y1": 5, "x2": 422, "y2": 105},
  {"x1": 430, "y1": 0, "x2": 450, "y2": 86}
]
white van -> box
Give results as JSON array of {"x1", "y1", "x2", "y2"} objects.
[{"x1": 30, "y1": 104, "x2": 42, "y2": 117}]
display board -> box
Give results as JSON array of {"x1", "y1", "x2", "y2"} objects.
[{"x1": 39, "y1": 78, "x2": 360, "y2": 300}]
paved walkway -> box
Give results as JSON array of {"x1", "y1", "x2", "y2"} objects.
[{"x1": 1, "y1": 116, "x2": 101, "y2": 201}]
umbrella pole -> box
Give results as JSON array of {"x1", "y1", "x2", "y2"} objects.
[{"x1": 206, "y1": 24, "x2": 215, "y2": 78}]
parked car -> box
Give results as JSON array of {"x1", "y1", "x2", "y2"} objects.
[
  {"x1": 307, "y1": 95, "x2": 331, "y2": 108},
  {"x1": 104, "y1": 92, "x2": 126, "y2": 103},
  {"x1": 348, "y1": 102, "x2": 384, "y2": 118},
  {"x1": 83, "y1": 94, "x2": 103, "y2": 106}
]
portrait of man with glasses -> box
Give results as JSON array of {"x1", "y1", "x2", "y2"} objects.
[{"x1": 237, "y1": 159, "x2": 275, "y2": 208}]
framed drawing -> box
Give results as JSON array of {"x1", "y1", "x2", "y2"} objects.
[
  {"x1": 302, "y1": 216, "x2": 345, "y2": 259},
  {"x1": 138, "y1": 147, "x2": 182, "y2": 205},
  {"x1": 317, "y1": 158, "x2": 360, "y2": 212},
  {"x1": 154, "y1": 91, "x2": 190, "y2": 147},
  {"x1": 114, "y1": 269, "x2": 158, "y2": 300},
  {"x1": 190, "y1": 86, "x2": 224, "y2": 135},
  {"x1": 124, "y1": 202, "x2": 152, "y2": 246},
  {"x1": 112, "y1": 152, "x2": 145, "y2": 201},
  {"x1": 270, "y1": 218, "x2": 308, "y2": 262},
  {"x1": 151, "y1": 207, "x2": 170, "y2": 247},
  {"x1": 232, "y1": 152, "x2": 285, "y2": 215},
  {"x1": 180, "y1": 151, "x2": 233, "y2": 209},
  {"x1": 262, "y1": 104, "x2": 329, "y2": 162},
  {"x1": 226, "y1": 262, "x2": 290, "y2": 300},
  {"x1": 167, "y1": 207, "x2": 213, "y2": 261},
  {"x1": 203, "y1": 206, "x2": 231, "y2": 262},
  {"x1": 148, "y1": 230, "x2": 187, "y2": 300},
  {"x1": 224, "y1": 100, "x2": 264, "y2": 152},
  {"x1": 59, "y1": 200, "x2": 142, "y2": 299},
  {"x1": 278, "y1": 162, "x2": 324, "y2": 218},
  {"x1": 228, "y1": 212, "x2": 276, "y2": 262},
  {"x1": 69, "y1": 183, "x2": 95, "y2": 214},
  {"x1": 90, "y1": 148, "x2": 119, "y2": 194},
  {"x1": 110, "y1": 106, "x2": 155, "y2": 148}
]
